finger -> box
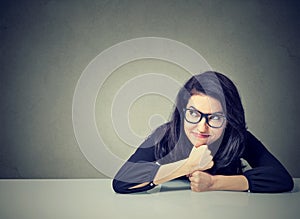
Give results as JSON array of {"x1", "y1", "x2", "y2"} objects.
[
  {"x1": 190, "y1": 183, "x2": 201, "y2": 192},
  {"x1": 200, "y1": 147, "x2": 212, "y2": 161},
  {"x1": 189, "y1": 175, "x2": 200, "y2": 183},
  {"x1": 201, "y1": 154, "x2": 212, "y2": 165},
  {"x1": 189, "y1": 171, "x2": 203, "y2": 182},
  {"x1": 204, "y1": 160, "x2": 214, "y2": 170},
  {"x1": 190, "y1": 181, "x2": 197, "y2": 188},
  {"x1": 203, "y1": 146, "x2": 211, "y2": 154},
  {"x1": 188, "y1": 174, "x2": 195, "y2": 181},
  {"x1": 199, "y1": 155, "x2": 213, "y2": 169},
  {"x1": 190, "y1": 184, "x2": 196, "y2": 191},
  {"x1": 190, "y1": 170, "x2": 202, "y2": 177},
  {"x1": 194, "y1": 148, "x2": 205, "y2": 161}
]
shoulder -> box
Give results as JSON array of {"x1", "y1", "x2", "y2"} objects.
[
  {"x1": 244, "y1": 130, "x2": 264, "y2": 147},
  {"x1": 150, "y1": 122, "x2": 171, "y2": 140},
  {"x1": 140, "y1": 122, "x2": 171, "y2": 149},
  {"x1": 242, "y1": 130, "x2": 270, "y2": 158}
]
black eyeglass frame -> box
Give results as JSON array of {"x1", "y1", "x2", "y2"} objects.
[{"x1": 183, "y1": 108, "x2": 226, "y2": 128}]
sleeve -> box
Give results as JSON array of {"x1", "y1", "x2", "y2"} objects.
[
  {"x1": 242, "y1": 131, "x2": 294, "y2": 193},
  {"x1": 112, "y1": 133, "x2": 161, "y2": 194}
]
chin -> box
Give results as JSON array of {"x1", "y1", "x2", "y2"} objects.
[
  {"x1": 192, "y1": 139, "x2": 208, "y2": 146},
  {"x1": 191, "y1": 137, "x2": 216, "y2": 147}
]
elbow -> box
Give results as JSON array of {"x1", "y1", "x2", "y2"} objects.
[
  {"x1": 282, "y1": 175, "x2": 294, "y2": 192},
  {"x1": 277, "y1": 170, "x2": 294, "y2": 192},
  {"x1": 245, "y1": 168, "x2": 294, "y2": 193},
  {"x1": 112, "y1": 178, "x2": 141, "y2": 194},
  {"x1": 112, "y1": 179, "x2": 153, "y2": 194},
  {"x1": 112, "y1": 179, "x2": 128, "y2": 194}
]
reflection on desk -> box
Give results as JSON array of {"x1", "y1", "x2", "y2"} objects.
[{"x1": 0, "y1": 179, "x2": 299, "y2": 219}]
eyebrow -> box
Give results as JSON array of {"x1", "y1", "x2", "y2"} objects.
[{"x1": 187, "y1": 106, "x2": 224, "y2": 115}]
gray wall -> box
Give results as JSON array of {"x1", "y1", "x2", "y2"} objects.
[{"x1": 1, "y1": 0, "x2": 299, "y2": 178}]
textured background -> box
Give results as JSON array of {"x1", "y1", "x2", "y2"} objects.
[{"x1": 1, "y1": 0, "x2": 299, "y2": 178}]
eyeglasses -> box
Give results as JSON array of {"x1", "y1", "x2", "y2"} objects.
[{"x1": 183, "y1": 108, "x2": 226, "y2": 128}]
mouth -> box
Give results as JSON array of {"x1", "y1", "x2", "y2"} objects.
[{"x1": 191, "y1": 132, "x2": 210, "y2": 139}]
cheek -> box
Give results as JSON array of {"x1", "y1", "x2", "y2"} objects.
[
  {"x1": 211, "y1": 127, "x2": 225, "y2": 140},
  {"x1": 183, "y1": 121, "x2": 194, "y2": 135}
]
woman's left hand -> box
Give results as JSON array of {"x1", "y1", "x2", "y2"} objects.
[{"x1": 188, "y1": 170, "x2": 214, "y2": 192}]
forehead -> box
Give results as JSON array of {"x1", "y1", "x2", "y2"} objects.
[{"x1": 186, "y1": 93, "x2": 223, "y2": 113}]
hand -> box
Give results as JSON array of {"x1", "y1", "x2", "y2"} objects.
[
  {"x1": 189, "y1": 171, "x2": 214, "y2": 192},
  {"x1": 184, "y1": 145, "x2": 214, "y2": 174}
]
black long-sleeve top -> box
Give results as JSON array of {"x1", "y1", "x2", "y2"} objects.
[{"x1": 112, "y1": 130, "x2": 294, "y2": 194}]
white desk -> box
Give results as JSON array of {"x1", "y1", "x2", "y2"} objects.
[{"x1": 0, "y1": 179, "x2": 299, "y2": 219}]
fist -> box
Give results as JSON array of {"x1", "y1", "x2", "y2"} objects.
[
  {"x1": 185, "y1": 145, "x2": 214, "y2": 174},
  {"x1": 189, "y1": 171, "x2": 214, "y2": 192}
]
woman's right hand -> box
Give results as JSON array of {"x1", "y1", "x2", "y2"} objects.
[
  {"x1": 153, "y1": 145, "x2": 213, "y2": 186},
  {"x1": 184, "y1": 145, "x2": 214, "y2": 175}
]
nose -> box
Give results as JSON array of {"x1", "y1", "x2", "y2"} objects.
[{"x1": 197, "y1": 116, "x2": 208, "y2": 132}]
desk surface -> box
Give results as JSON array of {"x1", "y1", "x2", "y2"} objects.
[{"x1": 0, "y1": 178, "x2": 299, "y2": 219}]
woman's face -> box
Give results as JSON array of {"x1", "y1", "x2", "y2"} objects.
[{"x1": 184, "y1": 93, "x2": 226, "y2": 147}]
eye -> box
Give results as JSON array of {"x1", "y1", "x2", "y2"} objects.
[
  {"x1": 209, "y1": 114, "x2": 222, "y2": 121},
  {"x1": 188, "y1": 109, "x2": 200, "y2": 117}
]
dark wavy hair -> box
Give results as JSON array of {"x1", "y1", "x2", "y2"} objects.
[{"x1": 153, "y1": 71, "x2": 247, "y2": 172}]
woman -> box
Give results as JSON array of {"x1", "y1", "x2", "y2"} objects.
[{"x1": 112, "y1": 71, "x2": 294, "y2": 194}]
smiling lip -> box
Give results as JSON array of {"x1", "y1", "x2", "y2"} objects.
[{"x1": 192, "y1": 132, "x2": 210, "y2": 139}]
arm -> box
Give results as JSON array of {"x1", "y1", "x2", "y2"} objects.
[
  {"x1": 189, "y1": 131, "x2": 293, "y2": 193},
  {"x1": 112, "y1": 140, "x2": 160, "y2": 194},
  {"x1": 242, "y1": 131, "x2": 294, "y2": 193},
  {"x1": 189, "y1": 171, "x2": 248, "y2": 192},
  {"x1": 130, "y1": 159, "x2": 187, "y2": 189},
  {"x1": 113, "y1": 139, "x2": 213, "y2": 193},
  {"x1": 154, "y1": 145, "x2": 213, "y2": 185}
]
